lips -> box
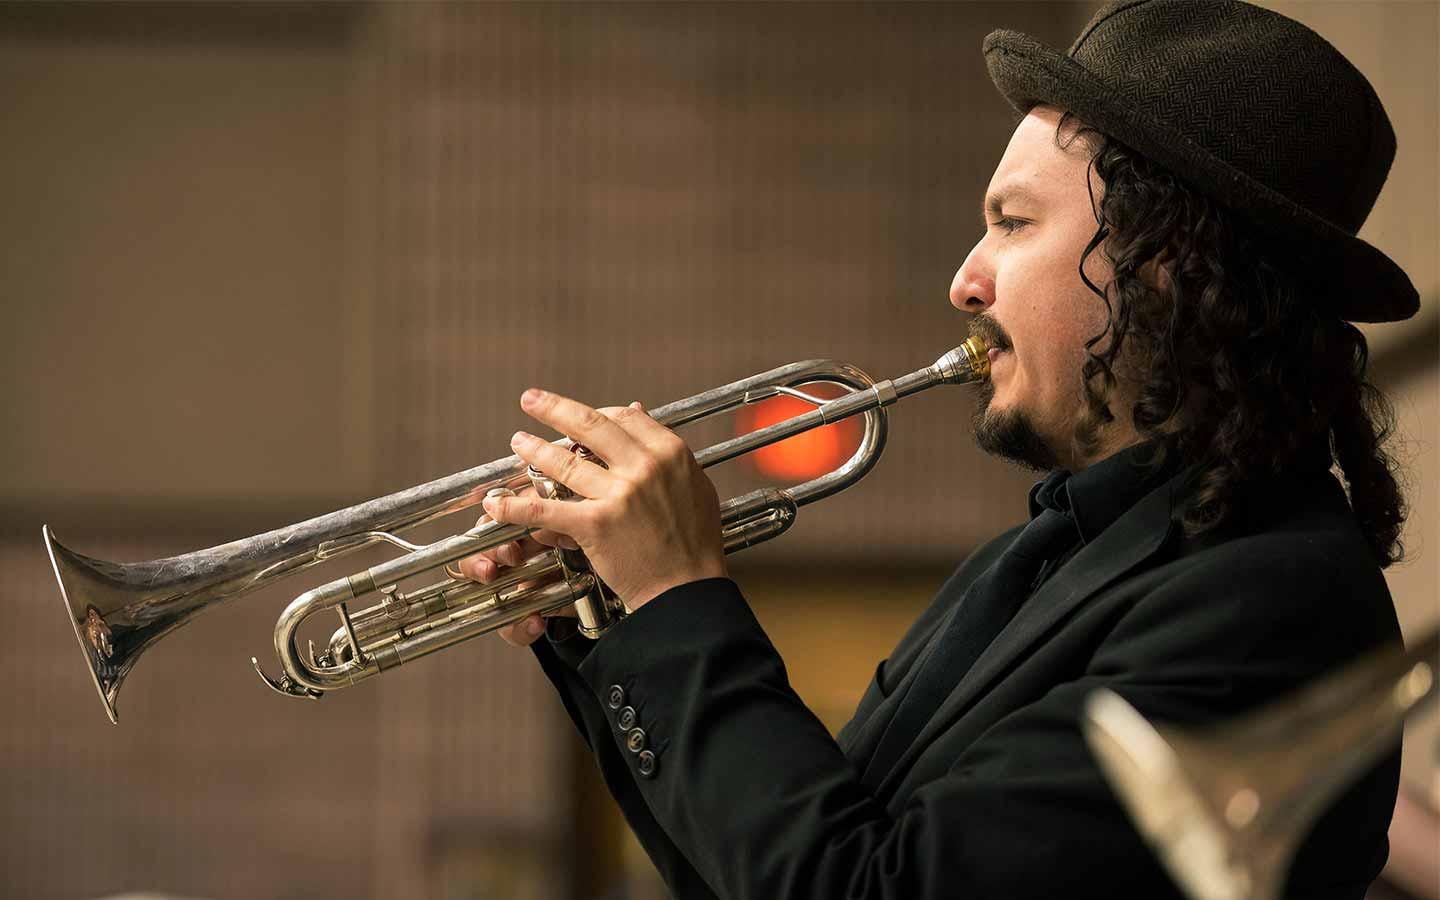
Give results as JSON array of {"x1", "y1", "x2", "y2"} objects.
[{"x1": 969, "y1": 316, "x2": 1011, "y2": 359}]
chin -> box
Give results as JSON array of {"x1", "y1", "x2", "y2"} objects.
[{"x1": 970, "y1": 381, "x2": 1059, "y2": 473}]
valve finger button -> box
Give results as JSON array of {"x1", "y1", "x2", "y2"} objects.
[
  {"x1": 573, "y1": 444, "x2": 607, "y2": 470},
  {"x1": 380, "y1": 584, "x2": 408, "y2": 620},
  {"x1": 526, "y1": 466, "x2": 570, "y2": 501},
  {"x1": 474, "y1": 487, "x2": 518, "y2": 529}
]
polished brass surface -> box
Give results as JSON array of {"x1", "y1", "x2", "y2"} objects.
[
  {"x1": 1084, "y1": 627, "x2": 1439, "y2": 900},
  {"x1": 47, "y1": 342, "x2": 989, "y2": 722}
]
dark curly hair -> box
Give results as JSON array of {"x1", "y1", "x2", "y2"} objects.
[{"x1": 1053, "y1": 111, "x2": 1407, "y2": 567}]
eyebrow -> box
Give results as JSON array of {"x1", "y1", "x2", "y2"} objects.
[{"x1": 982, "y1": 184, "x2": 1042, "y2": 224}]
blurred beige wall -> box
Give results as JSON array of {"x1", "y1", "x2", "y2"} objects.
[
  {"x1": 2, "y1": 2, "x2": 1434, "y2": 899},
  {"x1": 0, "y1": 6, "x2": 573, "y2": 900},
  {"x1": 0, "y1": 4, "x2": 377, "y2": 518},
  {"x1": 0, "y1": 3, "x2": 1087, "y2": 899},
  {"x1": 1256, "y1": 0, "x2": 1440, "y2": 817}
]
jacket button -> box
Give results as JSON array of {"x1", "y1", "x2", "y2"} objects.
[
  {"x1": 617, "y1": 706, "x2": 637, "y2": 731},
  {"x1": 607, "y1": 685, "x2": 625, "y2": 709},
  {"x1": 637, "y1": 750, "x2": 658, "y2": 778},
  {"x1": 626, "y1": 727, "x2": 647, "y2": 753}
]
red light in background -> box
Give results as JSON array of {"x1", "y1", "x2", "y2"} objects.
[{"x1": 737, "y1": 386, "x2": 863, "y2": 482}]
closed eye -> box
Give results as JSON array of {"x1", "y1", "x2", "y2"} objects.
[{"x1": 987, "y1": 216, "x2": 1027, "y2": 235}]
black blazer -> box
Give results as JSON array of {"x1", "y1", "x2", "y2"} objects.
[{"x1": 532, "y1": 465, "x2": 1401, "y2": 899}]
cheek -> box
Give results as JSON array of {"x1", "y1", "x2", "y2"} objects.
[
  {"x1": 1005, "y1": 255, "x2": 1078, "y2": 347},
  {"x1": 1013, "y1": 269, "x2": 1099, "y2": 393}
]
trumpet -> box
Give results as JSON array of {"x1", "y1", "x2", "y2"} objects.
[
  {"x1": 1083, "y1": 626, "x2": 1438, "y2": 900},
  {"x1": 46, "y1": 339, "x2": 990, "y2": 723}
]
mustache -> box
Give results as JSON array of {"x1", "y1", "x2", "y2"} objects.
[{"x1": 968, "y1": 312, "x2": 1012, "y2": 352}]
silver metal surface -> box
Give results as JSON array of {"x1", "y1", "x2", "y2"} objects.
[
  {"x1": 1083, "y1": 626, "x2": 1439, "y2": 900},
  {"x1": 46, "y1": 338, "x2": 989, "y2": 722}
]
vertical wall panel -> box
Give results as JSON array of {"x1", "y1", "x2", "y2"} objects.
[
  {"x1": 367, "y1": 3, "x2": 1081, "y2": 568},
  {"x1": 2, "y1": 5, "x2": 572, "y2": 897},
  {"x1": 5, "y1": 3, "x2": 1145, "y2": 898}
]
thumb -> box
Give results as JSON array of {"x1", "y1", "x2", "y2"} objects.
[{"x1": 498, "y1": 613, "x2": 546, "y2": 647}]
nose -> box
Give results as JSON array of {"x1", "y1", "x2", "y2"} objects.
[{"x1": 950, "y1": 241, "x2": 994, "y2": 313}]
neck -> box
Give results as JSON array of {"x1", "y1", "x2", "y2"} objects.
[{"x1": 1066, "y1": 428, "x2": 1147, "y2": 472}]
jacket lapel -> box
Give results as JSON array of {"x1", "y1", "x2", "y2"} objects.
[
  {"x1": 874, "y1": 469, "x2": 1185, "y2": 797},
  {"x1": 848, "y1": 608, "x2": 959, "y2": 776},
  {"x1": 837, "y1": 660, "x2": 894, "y2": 756},
  {"x1": 840, "y1": 528, "x2": 1025, "y2": 766}
]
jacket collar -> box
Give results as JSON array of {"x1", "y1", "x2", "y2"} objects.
[
  {"x1": 1041, "y1": 442, "x2": 1183, "y2": 544},
  {"x1": 875, "y1": 460, "x2": 1192, "y2": 797}
]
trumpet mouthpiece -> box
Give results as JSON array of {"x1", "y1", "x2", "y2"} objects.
[{"x1": 935, "y1": 337, "x2": 991, "y2": 384}]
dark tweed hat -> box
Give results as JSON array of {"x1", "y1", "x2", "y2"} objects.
[{"x1": 984, "y1": 0, "x2": 1419, "y2": 323}]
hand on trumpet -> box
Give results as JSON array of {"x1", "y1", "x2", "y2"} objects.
[
  {"x1": 455, "y1": 529, "x2": 579, "y2": 647},
  {"x1": 457, "y1": 390, "x2": 728, "y2": 646}
]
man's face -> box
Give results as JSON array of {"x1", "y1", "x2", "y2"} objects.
[{"x1": 951, "y1": 105, "x2": 1117, "y2": 472}]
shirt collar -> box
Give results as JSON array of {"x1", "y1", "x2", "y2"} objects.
[{"x1": 1028, "y1": 442, "x2": 1182, "y2": 544}]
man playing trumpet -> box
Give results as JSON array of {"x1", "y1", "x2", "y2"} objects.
[{"x1": 459, "y1": 2, "x2": 1417, "y2": 897}]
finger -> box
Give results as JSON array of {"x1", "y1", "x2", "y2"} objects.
[
  {"x1": 456, "y1": 553, "x2": 499, "y2": 583},
  {"x1": 531, "y1": 528, "x2": 580, "y2": 551},
  {"x1": 456, "y1": 536, "x2": 554, "y2": 582},
  {"x1": 519, "y1": 389, "x2": 640, "y2": 468},
  {"x1": 511, "y1": 430, "x2": 613, "y2": 498},
  {"x1": 513, "y1": 535, "x2": 553, "y2": 557},
  {"x1": 498, "y1": 613, "x2": 547, "y2": 647},
  {"x1": 481, "y1": 490, "x2": 580, "y2": 535},
  {"x1": 493, "y1": 540, "x2": 522, "y2": 568},
  {"x1": 604, "y1": 399, "x2": 686, "y2": 454}
]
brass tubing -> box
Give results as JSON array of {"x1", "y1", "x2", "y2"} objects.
[{"x1": 46, "y1": 343, "x2": 988, "y2": 719}]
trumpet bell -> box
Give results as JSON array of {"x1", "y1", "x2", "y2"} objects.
[
  {"x1": 1083, "y1": 629, "x2": 1437, "y2": 900},
  {"x1": 44, "y1": 522, "x2": 276, "y2": 724},
  {"x1": 45, "y1": 525, "x2": 163, "y2": 725},
  {"x1": 1083, "y1": 689, "x2": 1266, "y2": 900}
]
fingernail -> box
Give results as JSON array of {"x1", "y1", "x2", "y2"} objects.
[
  {"x1": 511, "y1": 430, "x2": 531, "y2": 448},
  {"x1": 521, "y1": 388, "x2": 544, "y2": 406},
  {"x1": 527, "y1": 617, "x2": 544, "y2": 637}
]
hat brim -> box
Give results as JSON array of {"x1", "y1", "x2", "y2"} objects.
[{"x1": 984, "y1": 29, "x2": 1419, "y2": 323}]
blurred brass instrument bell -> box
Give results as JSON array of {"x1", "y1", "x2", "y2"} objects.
[
  {"x1": 1084, "y1": 627, "x2": 1438, "y2": 900},
  {"x1": 45, "y1": 340, "x2": 990, "y2": 723}
]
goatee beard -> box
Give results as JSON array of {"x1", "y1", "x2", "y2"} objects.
[{"x1": 971, "y1": 379, "x2": 1060, "y2": 473}]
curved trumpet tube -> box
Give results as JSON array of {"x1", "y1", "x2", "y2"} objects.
[
  {"x1": 46, "y1": 339, "x2": 989, "y2": 722},
  {"x1": 1083, "y1": 627, "x2": 1438, "y2": 900}
]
